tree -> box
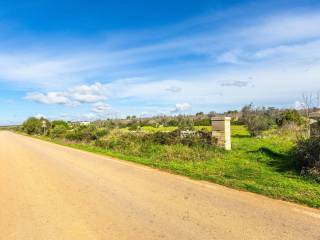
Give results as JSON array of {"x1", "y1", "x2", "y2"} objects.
[
  {"x1": 240, "y1": 104, "x2": 273, "y2": 136},
  {"x1": 301, "y1": 90, "x2": 320, "y2": 117},
  {"x1": 246, "y1": 115, "x2": 272, "y2": 136},
  {"x1": 22, "y1": 117, "x2": 43, "y2": 135},
  {"x1": 302, "y1": 92, "x2": 313, "y2": 117}
]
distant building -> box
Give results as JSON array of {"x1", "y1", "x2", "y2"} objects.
[{"x1": 70, "y1": 121, "x2": 91, "y2": 126}]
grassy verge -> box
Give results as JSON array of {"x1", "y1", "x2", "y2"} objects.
[{"x1": 18, "y1": 125, "x2": 320, "y2": 208}]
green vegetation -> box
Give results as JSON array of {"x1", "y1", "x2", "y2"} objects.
[
  {"x1": 18, "y1": 114, "x2": 320, "y2": 208},
  {"x1": 276, "y1": 109, "x2": 305, "y2": 127},
  {"x1": 240, "y1": 104, "x2": 275, "y2": 136},
  {"x1": 22, "y1": 117, "x2": 50, "y2": 135},
  {"x1": 296, "y1": 134, "x2": 320, "y2": 182}
]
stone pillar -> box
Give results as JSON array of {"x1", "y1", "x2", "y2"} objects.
[{"x1": 211, "y1": 117, "x2": 231, "y2": 150}]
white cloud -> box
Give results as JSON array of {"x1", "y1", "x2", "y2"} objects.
[
  {"x1": 254, "y1": 40, "x2": 320, "y2": 60},
  {"x1": 25, "y1": 82, "x2": 106, "y2": 106},
  {"x1": 25, "y1": 92, "x2": 72, "y2": 105},
  {"x1": 241, "y1": 12, "x2": 320, "y2": 45},
  {"x1": 71, "y1": 82, "x2": 106, "y2": 103},
  {"x1": 294, "y1": 101, "x2": 304, "y2": 110},
  {"x1": 91, "y1": 102, "x2": 112, "y2": 115},
  {"x1": 216, "y1": 51, "x2": 240, "y2": 64},
  {"x1": 171, "y1": 103, "x2": 192, "y2": 113}
]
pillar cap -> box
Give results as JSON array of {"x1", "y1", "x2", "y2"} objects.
[{"x1": 211, "y1": 117, "x2": 231, "y2": 121}]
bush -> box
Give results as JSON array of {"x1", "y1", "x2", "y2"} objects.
[
  {"x1": 93, "y1": 128, "x2": 109, "y2": 138},
  {"x1": 94, "y1": 129, "x2": 216, "y2": 162},
  {"x1": 276, "y1": 110, "x2": 303, "y2": 126},
  {"x1": 194, "y1": 117, "x2": 211, "y2": 126},
  {"x1": 95, "y1": 130, "x2": 142, "y2": 155},
  {"x1": 51, "y1": 120, "x2": 69, "y2": 129},
  {"x1": 246, "y1": 115, "x2": 273, "y2": 136},
  {"x1": 95, "y1": 128, "x2": 213, "y2": 154},
  {"x1": 180, "y1": 131, "x2": 212, "y2": 147},
  {"x1": 65, "y1": 125, "x2": 97, "y2": 142},
  {"x1": 22, "y1": 117, "x2": 47, "y2": 135},
  {"x1": 50, "y1": 124, "x2": 67, "y2": 138},
  {"x1": 128, "y1": 123, "x2": 140, "y2": 131},
  {"x1": 296, "y1": 136, "x2": 320, "y2": 181},
  {"x1": 240, "y1": 104, "x2": 274, "y2": 136},
  {"x1": 147, "y1": 130, "x2": 180, "y2": 145}
]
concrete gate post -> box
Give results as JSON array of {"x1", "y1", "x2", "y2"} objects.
[{"x1": 211, "y1": 117, "x2": 231, "y2": 150}]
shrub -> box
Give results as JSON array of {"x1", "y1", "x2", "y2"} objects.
[
  {"x1": 296, "y1": 136, "x2": 320, "y2": 181},
  {"x1": 240, "y1": 104, "x2": 274, "y2": 136},
  {"x1": 180, "y1": 131, "x2": 212, "y2": 147},
  {"x1": 95, "y1": 129, "x2": 216, "y2": 162},
  {"x1": 166, "y1": 119, "x2": 179, "y2": 126},
  {"x1": 276, "y1": 110, "x2": 303, "y2": 126},
  {"x1": 93, "y1": 128, "x2": 109, "y2": 138},
  {"x1": 51, "y1": 120, "x2": 69, "y2": 129},
  {"x1": 95, "y1": 128, "x2": 213, "y2": 153},
  {"x1": 50, "y1": 124, "x2": 67, "y2": 138},
  {"x1": 147, "y1": 131, "x2": 180, "y2": 145},
  {"x1": 194, "y1": 117, "x2": 211, "y2": 126},
  {"x1": 95, "y1": 130, "x2": 142, "y2": 155},
  {"x1": 22, "y1": 117, "x2": 45, "y2": 135},
  {"x1": 246, "y1": 115, "x2": 273, "y2": 137},
  {"x1": 128, "y1": 123, "x2": 140, "y2": 131},
  {"x1": 65, "y1": 125, "x2": 97, "y2": 142}
]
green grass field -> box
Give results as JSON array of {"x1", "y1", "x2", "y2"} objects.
[{"x1": 27, "y1": 125, "x2": 320, "y2": 208}]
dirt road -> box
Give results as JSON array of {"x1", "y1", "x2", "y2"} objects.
[{"x1": 0, "y1": 131, "x2": 320, "y2": 240}]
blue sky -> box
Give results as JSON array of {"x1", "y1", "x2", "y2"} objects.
[{"x1": 1, "y1": 0, "x2": 320, "y2": 125}]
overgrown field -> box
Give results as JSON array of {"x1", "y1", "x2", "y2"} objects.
[{"x1": 27, "y1": 124, "x2": 320, "y2": 208}]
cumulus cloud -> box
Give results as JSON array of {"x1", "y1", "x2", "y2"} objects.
[
  {"x1": 171, "y1": 102, "x2": 192, "y2": 113},
  {"x1": 25, "y1": 92, "x2": 72, "y2": 105},
  {"x1": 71, "y1": 83, "x2": 106, "y2": 103},
  {"x1": 25, "y1": 82, "x2": 106, "y2": 106}
]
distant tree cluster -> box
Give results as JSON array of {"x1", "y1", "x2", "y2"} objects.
[
  {"x1": 239, "y1": 104, "x2": 306, "y2": 136},
  {"x1": 22, "y1": 117, "x2": 50, "y2": 135}
]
